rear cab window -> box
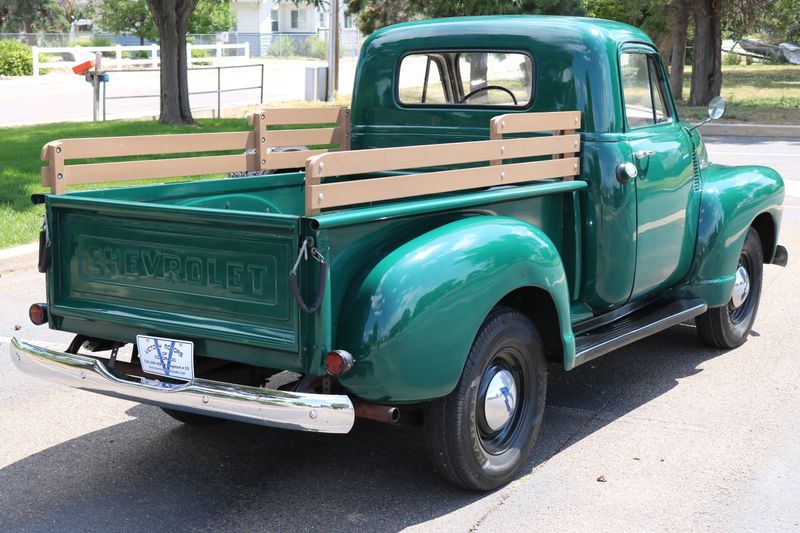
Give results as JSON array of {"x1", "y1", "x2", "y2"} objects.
[{"x1": 397, "y1": 50, "x2": 534, "y2": 108}]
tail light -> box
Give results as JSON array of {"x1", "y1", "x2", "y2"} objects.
[
  {"x1": 29, "y1": 303, "x2": 48, "y2": 325},
  {"x1": 325, "y1": 350, "x2": 354, "y2": 377}
]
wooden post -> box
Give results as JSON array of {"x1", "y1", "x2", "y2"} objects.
[
  {"x1": 43, "y1": 142, "x2": 66, "y2": 194},
  {"x1": 305, "y1": 156, "x2": 321, "y2": 216},
  {"x1": 250, "y1": 111, "x2": 266, "y2": 171},
  {"x1": 339, "y1": 108, "x2": 351, "y2": 151},
  {"x1": 32, "y1": 46, "x2": 40, "y2": 78}
]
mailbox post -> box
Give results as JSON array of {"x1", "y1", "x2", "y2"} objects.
[{"x1": 73, "y1": 52, "x2": 109, "y2": 121}]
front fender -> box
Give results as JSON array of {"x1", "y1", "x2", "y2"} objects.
[
  {"x1": 671, "y1": 164, "x2": 784, "y2": 306},
  {"x1": 336, "y1": 216, "x2": 574, "y2": 403}
]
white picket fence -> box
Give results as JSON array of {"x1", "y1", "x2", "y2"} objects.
[{"x1": 32, "y1": 42, "x2": 250, "y2": 77}]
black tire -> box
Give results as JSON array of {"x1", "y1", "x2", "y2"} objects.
[
  {"x1": 161, "y1": 407, "x2": 224, "y2": 426},
  {"x1": 696, "y1": 227, "x2": 763, "y2": 349},
  {"x1": 425, "y1": 307, "x2": 547, "y2": 491}
]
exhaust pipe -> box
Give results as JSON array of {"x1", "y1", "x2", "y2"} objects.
[{"x1": 354, "y1": 401, "x2": 400, "y2": 424}]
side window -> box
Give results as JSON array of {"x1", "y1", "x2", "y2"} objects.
[
  {"x1": 621, "y1": 52, "x2": 672, "y2": 129},
  {"x1": 397, "y1": 55, "x2": 448, "y2": 104},
  {"x1": 649, "y1": 58, "x2": 670, "y2": 123}
]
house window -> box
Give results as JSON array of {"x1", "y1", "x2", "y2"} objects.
[
  {"x1": 291, "y1": 10, "x2": 306, "y2": 30},
  {"x1": 271, "y1": 10, "x2": 278, "y2": 33},
  {"x1": 344, "y1": 14, "x2": 354, "y2": 29},
  {"x1": 319, "y1": 11, "x2": 326, "y2": 28}
]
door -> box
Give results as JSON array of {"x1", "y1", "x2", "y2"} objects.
[{"x1": 619, "y1": 49, "x2": 699, "y2": 298}]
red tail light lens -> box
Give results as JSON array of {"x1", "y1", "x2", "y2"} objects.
[
  {"x1": 325, "y1": 350, "x2": 354, "y2": 377},
  {"x1": 29, "y1": 303, "x2": 48, "y2": 325}
]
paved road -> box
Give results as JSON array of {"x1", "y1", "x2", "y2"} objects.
[
  {"x1": 0, "y1": 58, "x2": 358, "y2": 126},
  {"x1": 0, "y1": 138, "x2": 798, "y2": 532}
]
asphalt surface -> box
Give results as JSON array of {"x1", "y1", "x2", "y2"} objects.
[{"x1": 0, "y1": 137, "x2": 799, "y2": 532}]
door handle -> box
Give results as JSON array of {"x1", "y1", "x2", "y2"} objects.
[{"x1": 634, "y1": 149, "x2": 656, "y2": 161}]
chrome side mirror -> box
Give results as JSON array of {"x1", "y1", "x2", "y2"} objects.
[
  {"x1": 688, "y1": 96, "x2": 727, "y2": 132},
  {"x1": 707, "y1": 96, "x2": 727, "y2": 120}
]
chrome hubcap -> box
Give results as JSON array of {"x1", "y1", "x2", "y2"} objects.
[
  {"x1": 730, "y1": 265, "x2": 750, "y2": 309},
  {"x1": 483, "y1": 369, "x2": 517, "y2": 432}
]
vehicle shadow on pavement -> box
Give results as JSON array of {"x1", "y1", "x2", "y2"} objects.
[{"x1": 0, "y1": 324, "x2": 728, "y2": 532}]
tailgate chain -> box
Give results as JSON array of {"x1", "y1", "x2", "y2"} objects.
[{"x1": 289, "y1": 237, "x2": 329, "y2": 314}]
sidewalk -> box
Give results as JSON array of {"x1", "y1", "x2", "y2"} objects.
[
  {"x1": 700, "y1": 122, "x2": 800, "y2": 138},
  {"x1": 0, "y1": 58, "x2": 357, "y2": 127}
]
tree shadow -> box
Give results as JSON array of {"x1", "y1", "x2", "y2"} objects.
[{"x1": 0, "y1": 324, "x2": 728, "y2": 532}]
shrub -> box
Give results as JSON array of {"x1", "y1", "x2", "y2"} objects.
[
  {"x1": 0, "y1": 40, "x2": 33, "y2": 76},
  {"x1": 191, "y1": 47, "x2": 212, "y2": 66},
  {"x1": 723, "y1": 52, "x2": 741, "y2": 66},
  {"x1": 71, "y1": 36, "x2": 116, "y2": 58},
  {"x1": 301, "y1": 36, "x2": 327, "y2": 59},
  {"x1": 269, "y1": 36, "x2": 295, "y2": 57}
]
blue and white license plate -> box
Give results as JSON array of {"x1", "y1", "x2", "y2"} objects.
[{"x1": 135, "y1": 335, "x2": 194, "y2": 380}]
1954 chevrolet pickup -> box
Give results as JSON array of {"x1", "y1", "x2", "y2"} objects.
[{"x1": 11, "y1": 16, "x2": 788, "y2": 490}]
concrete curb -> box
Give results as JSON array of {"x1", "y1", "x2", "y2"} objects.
[
  {"x1": 699, "y1": 123, "x2": 800, "y2": 138},
  {"x1": 0, "y1": 243, "x2": 38, "y2": 261}
]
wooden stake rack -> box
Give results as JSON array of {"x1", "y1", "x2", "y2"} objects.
[{"x1": 40, "y1": 109, "x2": 581, "y2": 218}]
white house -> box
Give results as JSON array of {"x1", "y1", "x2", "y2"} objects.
[{"x1": 232, "y1": 0, "x2": 357, "y2": 56}]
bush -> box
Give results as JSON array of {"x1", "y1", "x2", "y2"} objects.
[
  {"x1": 191, "y1": 47, "x2": 212, "y2": 66},
  {"x1": 70, "y1": 36, "x2": 116, "y2": 58},
  {"x1": 90, "y1": 36, "x2": 116, "y2": 48},
  {"x1": 0, "y1": 40, "x2": 33, "y2": 76},
  {"x1": 301, "y1": 36, "x2": 327, "y2": 59},
  {"x1": 269, "y1": 36, "x2": 295, "y2": 57},
  {"x1": 723, "y1": 52, "x2": 741, "y2": 66}
]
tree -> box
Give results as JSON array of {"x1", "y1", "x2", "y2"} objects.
[
  {"x1": 688, "y1": 0, "x2": 722, "y2": 106},
  {"x1": 147, "y1": 0, "x2": 199, "y2": 124},
  {"x1": 0, "y1": 0, "x2": 68, "y2": 39},
  {"x1": 95, "y1": 0, "x2": 157, "y2": 45},
  {"x1": 667, "y1": 0, "x2": 690, "y2": 100},
  {"x1": 346, "y1": 0, "x2": 584, "y2": 35},
  {"x1": 187, "y1": 0, "x2": 235, "y2": 34}
]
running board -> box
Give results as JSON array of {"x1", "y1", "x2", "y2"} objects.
[{"x1": 573, "y1": 299, "x2": 707, "y2": 367}]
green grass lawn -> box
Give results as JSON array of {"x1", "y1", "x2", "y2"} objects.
[
  {"x1": 0, "y1": 118, "x2": 252, "y2": 249},
  {"x1": 676, "y1": 64, "x2": 800, "y2": 124}
]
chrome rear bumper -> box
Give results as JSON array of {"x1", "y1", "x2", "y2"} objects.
[{"x1": 10, "y1": 337, "x2": 355, "y2": 434}]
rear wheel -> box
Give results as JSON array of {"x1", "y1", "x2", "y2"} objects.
[
  {"x1": 696, "y1": 227, "x2": 763, "y2": 349},
  {"x1": 425, "y1": 307, "x2": 547, "y2": 491}
]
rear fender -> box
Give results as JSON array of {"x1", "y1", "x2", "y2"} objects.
[
  {"x1": 671, "y1": 164, "x2": 784, "y2": 307},
  {"x1": 336, "y1": 216, "x2": 574, "y2": 403}
]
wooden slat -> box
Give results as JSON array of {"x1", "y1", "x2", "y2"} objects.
[
  {"x1": 307, "y1": 135, "x2": 580, "y2": 179},
  {"x1": 264, "y1": 149, "x2": 328, "y2": 170},
  {"x1": 264, "y1": 128, "x2": 343, "y2": 147},
  {"x1": 307, "y1": 158, "x2": 580, "y2": 214},
  {"x1": 59, "y1": 154, "x2": 256, "y2": 185},
  {"x1": 259, "y1": 107, "x2": 345, "y2": 126},
  {"x1": 490, "y1": 111, "x2": 582, "y2": 136},
  {"x1": 42, "y1": 131, "x2": 254, "y2": 160}
]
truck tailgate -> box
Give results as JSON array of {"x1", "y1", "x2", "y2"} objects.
[{"x1": 46, "y1": 196, "x2": 301, "y2": 358}]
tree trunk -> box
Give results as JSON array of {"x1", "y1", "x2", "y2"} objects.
[
  {"x1": 669, "y1": 0, "x2": 690, "y2": 101},
  {"x1": 469, "y1": 54, "x2": 488, "y2": 103},
  {"x1": 147, "y1": 0, "x2": 198, "y2": 124},
  {"x1": 689, "y1": 0, "x2": 722, "y2": 107}
]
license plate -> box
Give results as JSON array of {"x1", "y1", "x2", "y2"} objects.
[{"x1": 136, "y1": 335, "x2": 194, "y2": 380}]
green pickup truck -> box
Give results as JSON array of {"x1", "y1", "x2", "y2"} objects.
[{"x1": 12, "y1": 16, "x2": 787, "y2": 491}]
